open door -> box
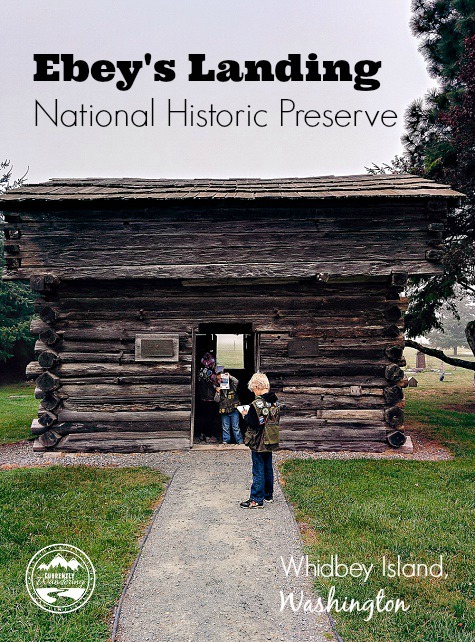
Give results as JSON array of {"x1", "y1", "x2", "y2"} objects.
[{"x1": 192, "y1": 323, "x2": 256, "y2": 446}]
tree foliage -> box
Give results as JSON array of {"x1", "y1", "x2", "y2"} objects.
[
  {"x1": 427, "y1": 295, "x2": 475, "y2": 353},
  {"x1": 368, "y1": 0, "x2": 475, "y2": 368},
  {"x1": 0, "y1": 281, "x2": 35, "y2": 362},
  {"x1": 0, "y1": 160, "x2": 34, "y2": 363}
]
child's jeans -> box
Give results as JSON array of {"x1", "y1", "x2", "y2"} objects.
[
  {"x1": 222, "y1": 410, "x2": 243, "y2": 444},
  {"x1": 250, "y1": 451, "x2": 274, "y2": 502}
]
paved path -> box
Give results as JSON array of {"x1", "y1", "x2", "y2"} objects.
[{"x1": 117, "y1": 451, "x2": 335, "y2": 642}]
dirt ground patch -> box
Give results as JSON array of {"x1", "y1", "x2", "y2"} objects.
[
  {"x1": 403, "y1": 421, "x2": 453, "y2": 459},
  {"x1": 442, "y1": 402, "x2": 475, "y2": 413}
]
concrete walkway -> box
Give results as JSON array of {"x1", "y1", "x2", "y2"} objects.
[{"x1": 117, "y1": 451, "x2": 335, "y2": 642}]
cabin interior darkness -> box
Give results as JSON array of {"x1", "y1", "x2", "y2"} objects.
[{"x1": 193, "y1": 323, "x2": 255, "y2": 445}]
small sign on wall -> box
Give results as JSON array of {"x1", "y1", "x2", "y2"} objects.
[{"x1": 135, "y1": 334, "x2": 179, "y2": 362}]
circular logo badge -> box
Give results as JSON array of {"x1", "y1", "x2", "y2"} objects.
[{"x1": 25, "y1": 543, "x2": 96, "y2": 614}]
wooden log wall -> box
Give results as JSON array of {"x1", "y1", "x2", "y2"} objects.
[
  {"x1": 2, "y1": 197, "x2": 446, "y2": 452},
  {"x1": 2, "y1": 199, "x2": 447, "y2": 282},
  {"x1": 27, "y1": 278, "x2": 408, "y2": 453}
]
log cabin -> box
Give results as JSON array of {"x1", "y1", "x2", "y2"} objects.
[{"x1": 0, "y1": 175, "x2": 463, "y2": 453}]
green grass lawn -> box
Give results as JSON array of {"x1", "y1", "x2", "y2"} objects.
[
  {"x1": 0, "y1": 466, "x2": 166, "y2": 642},
  {"x1": 0, "y1": 382, "x2": 37, "y2": 444},
  {"x1": 280, "y1": 367, "x2": 475, "y2": 642}
]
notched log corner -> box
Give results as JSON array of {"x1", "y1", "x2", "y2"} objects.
[
  {"x1": 39, "y1": 306, "x2": 60, "y2": 324},
  {"x1": 385, "y1": 364, "x2": 405, "y2": 384},
  {"x1": 37, "y1": 349, "x2": 60, "y2": 369},
  {"x1": 30, "y1": 274, "x2": 61, "y2": 293},
  {"x1": 35, "y1": 430, "x2": 62, "y2": 449},
  {"x1": 384, "y1": 406, "x2": 404, "y2": 427}
]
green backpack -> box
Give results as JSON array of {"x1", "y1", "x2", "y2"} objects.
[{"x1": 251, "y1": 396, "x2": 281, "y2": 446}]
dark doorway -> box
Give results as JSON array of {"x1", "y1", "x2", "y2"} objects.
[{"x1": 193, "y1": 323, "x2": 256, "y2": 445}]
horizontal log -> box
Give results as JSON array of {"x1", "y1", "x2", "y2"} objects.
[
  {"x1": 53, "y1": 423, "x2": 190, "y2": 435},
  {"x1": 269, "y1": 375, "x2": 388, "y2": 388},
  {"x1": 30, "y1": 317, "x2": 404, "y2": 339},
  {"x1": 280, "y1": 428, "x2": 387, "y2": 440},
  {"x1": 36, "y1": 340, "x2": 128, "y2": 354},
  {"x1": 279, "y1": 440, "x2": 387, "y2": 452},
  {"x1": 26, "y1": 362, "x2": 192, "y2": 378},
  {"x1": 57, "y1": 410, "x2": 190, "y2": 422},
  {"x1": 263, "y1": 345, "x2": 397, "y2": 360},
  {"x1": 260, "y1": 334, "x2": 405, "y2": 348},
  {"x1": 19, "y1": 228, "x2": 433, "y2": 250},
  {"x1": 261, "y1": 356, "x2": 392, "y2": 368},
  {"x1": 280, "y1": 418, "x2": 387, "y2": 430},
  {"x1": 48, "y1": 279, "x2": 389, "y2": 297},
  {"x1": 51, "y1": 352, "x2": 185, "y2": 365},
  {"x1": 40, "y1": 339, "x2": 192, "y2": 355},
  {"x1": 56, "y1": 432, "x2": 191, "y2": 452},
  {"x1": 278, "y1": 393, "x2": 385, "y2": 409},
  {"x1": 44, "y1": 295, "x2": 407, "y2": 313},
  {"x1": 63, "y1": 401, "x2": 191, "y2": 412},
  {"x1": 27, "y1": 354, "x2": 394, "y2": 383},
  {"x1": 16, "y1": 220, "x2": 432, "y2": 244},
  {"x1": 59, "y1": 373, "x2": 192, "y2": 388},
  {"x1": 17, "y1": 239, "x2": 430, "y2": 267},
  {"x1": 263, "y1": 363, "x2": 389, "y2": 377},
  {"x1": 7, "y1": 259, "x2": 443, "y2": 281},
  {"x1": 285, "y1": 409, "x2": 384, "y2": 420},
  {"x1": 60, "y1": 383, "x2": 191, "y2": 397},
  {"x1": 282, "y1": 386, "x2": 383, "y2": 396},
  {"x1": 10, "y1": 201, "x2": 429, "y2": 220},
  {"x1": 43, "y1": 375, "x2": 192, "y2": 386},
  {"x1": 44, "y1": 311, "x2": 406, "y2": 326}
]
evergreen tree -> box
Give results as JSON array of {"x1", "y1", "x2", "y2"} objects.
[
  {"x1": 368, "y1": 0, "x2": 475, "y2": 369},
  {"x1": 0, "y1": 160, "x2": 35, "y2": 364}
]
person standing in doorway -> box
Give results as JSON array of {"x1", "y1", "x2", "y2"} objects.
[
  {"x1": 240, "y1": 372, "x2": 280, "y2": 509},
  {"x1": 196, "y1": 352, "x2": 221, "y2": 444},
  {"x1": 214, "y1": 366, "x2": 244, "y2": 445}
]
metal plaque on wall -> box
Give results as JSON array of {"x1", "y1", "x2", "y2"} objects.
[{"x1": 135, "y1": 334, "x2": 179, "y2": 362}]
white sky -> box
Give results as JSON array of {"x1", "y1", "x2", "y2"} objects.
[{"x1": 0, "y1": 0, "x2": 433, "y2": 183}]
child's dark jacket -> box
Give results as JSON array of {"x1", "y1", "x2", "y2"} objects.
[{"x1": 244, "y1": 391, "x2": 280, "y2": 452}]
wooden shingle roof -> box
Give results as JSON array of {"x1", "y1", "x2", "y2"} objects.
[{"x1": 0, "y1": 174, "x2": 464, "y2": 204}]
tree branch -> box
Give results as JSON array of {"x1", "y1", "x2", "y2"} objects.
[{"x1": 405, "y1": 339, "x2": 475, "y2": 371}]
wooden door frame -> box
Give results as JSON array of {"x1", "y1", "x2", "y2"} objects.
[
  {"x1": 190, "y1": 324, "x2": 259, "y2": 448},
  {"x1": 190, "y1": 327, "x2": 197, "y2": 446},
  {"x1": 254, "y1": 330, "x2": 261, "y2": 372}
]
